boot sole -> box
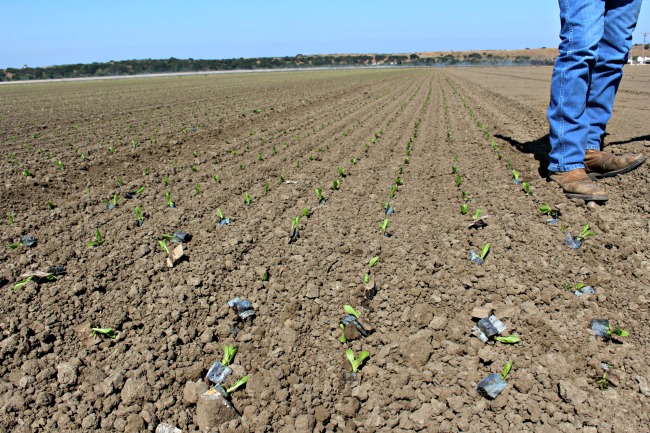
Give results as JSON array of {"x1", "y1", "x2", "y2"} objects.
[
  {"x1": 565, "y1": 192, "x2": 609, "y2": 202},
  {"x1": 587, "y1": 155, "x2": 647, "y2": 180}
]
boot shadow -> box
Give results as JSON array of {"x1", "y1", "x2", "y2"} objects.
[
  {"x1": 605, "y1": 134, "x2": 650, "y2": 147},
  {"x1": 494, "y1": 133, "x2": 550, "y2": 179}
]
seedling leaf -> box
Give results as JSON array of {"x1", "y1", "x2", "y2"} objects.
[
  {"x1": 494, "y1": 335, "x2": 520, "y2": 344},
  {"x1": 480, "y1": 243, "x2": 491, "y2": 260},
  {"x1": 343, "y1": 305, "x2": 359, "y2": 318},
  {"x1": 501, "y1": 360, "x2": 513, "y2": 379},
  {"x1": 222, "y1": 344, "x2": 237, "y2": 366},
  {"x1": 91, "y1": 327, "x2": 116, "y2": 339},
  {"x1": 226, "y1": 375, "x2": 249, "y2": 394},
  {"x1": 369, "y1": 256, "x2": 379, "y2": 268}
]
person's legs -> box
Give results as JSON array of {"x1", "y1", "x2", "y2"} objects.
[
  {"x1": 586, "y1": 0, "x2": 642, "y2": 150},
  {"x1": 548, "y1": 0, "x2": 605, "y2": 173}
]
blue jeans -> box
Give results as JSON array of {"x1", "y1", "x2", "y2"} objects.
[{"x1": 547, "y1": 0, "x2": 642, "y2": 172}]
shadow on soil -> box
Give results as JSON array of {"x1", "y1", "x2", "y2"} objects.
[
  {"x1": 605, "y1": 134, "x2": 650, "y2": 147},
  {"x1": 495, "y1": 133, "x2": 550, "y2": 178}
]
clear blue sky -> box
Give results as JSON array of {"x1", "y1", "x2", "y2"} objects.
[{"x1": 2, "y1": 0, "x2": 649, "y2": 68}]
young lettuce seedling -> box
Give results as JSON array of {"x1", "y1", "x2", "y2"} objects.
[
  {"x1": 452, "y1": 165, "x2": 458, "y2": 175},
  {"x1": 472, "y1": 209, "x2": 482, "y2": 220},
  {"x1": 395, "y1": 176, "x2": 403, "y2": 186},
  {"x1": 369, "y1": 256, "x2": 379, "y2": 268},
  {"x1": 315, "y1": 188, "x2": 325, "y2": 205},
  {"x1": 301, "y1": 208, "x2": 310, "y2": 218},
  {"x1": 55, "y1": 161, "x2": 64, "y2": 170},
  {"x1": 243, "y1": 192, "x2": 251, "y2": 206},
  {"x1": 606, "y1": 325, "x2": 629, "y2": 338},
  {"x1": 460, "y1": 204, "x2": 469, "y2": 215},
  {"x1": 6, "y1": 213, "x2": 14, "y2": 225},
  {"x1": 522, "y1": 182, "x2": 531, "y2": 196},
  {"x1": 538, "y1": 203, "x2": 552, "y2": 215},
  {"x1": 575, "y1": 224, "x2": 595, "y2": 241},
  {"x1": 338, "y1": 167, "x2": 346, "y2": 178},
  {"x1": 195, "y1": 183, "x2": 201, "y2": 196},
  {"x1": 133, "y1": 205, "x2": 144, "y2": 226},
  {"x1": 290, "y1": 216, "x2": 301, "y2": 242},
  {"x1": 91, "y1": 327, "x2": 116, "y2": 339},
  {"x1": 494, "y1": 335, "x2": 521, "y2": 344},
  {"x1": 345, "y1": 349, "x2": 369, "y2": 373},
  {"x1": 88, "y1": 229, "x2": 104, "y2": 247},
  {"x1": 213, "y1": 175, "x2": 219, "y2": 184},
  {"x1": 380, "y1": 219, "x2": 390, "y2": 236},
  {"x1": 332, "y1": 179, "x2": 340, "y2": 190},
  {"x1": 512, "y1": 170, "x2": 520, "y2": 184},
  {"x1": 480, "y1": 243, "x2": 491, "y2": 261},
  {"x1": 501, "y1": 360, "x2": 513, "y2": 379},
  {"x1": 222, "y1": 345, "x2": 237, "y2": 366},
  {"x1": 226, "y1": 375, "x2": 249, "y2": 395},
  {"x1": 462, "y1": 191, "x2": 470, "y2": 202},
  {"x1": 158, "y1": 239, "x2": 170, "y2": 254},
  {"x1": 165, "y1": 191, "x2": 174, "y2": 208},
  {"x1": 389, "y1": 185, "x2": 397, "y2": 199},
  {"x1": 135, "y1": 185, "x2": 145, "y2": 195}
]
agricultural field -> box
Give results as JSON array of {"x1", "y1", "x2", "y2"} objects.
[{"x1": 1, "y1": 66, "x2": 649, "y2": 432}]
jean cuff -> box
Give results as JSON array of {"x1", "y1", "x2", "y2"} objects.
[
  {"x1": 585, "y1": 145, "x2": 600, "y2": 151},
  {"x1": 547, "y1": 163, "x2": 585, "y2": 173}
]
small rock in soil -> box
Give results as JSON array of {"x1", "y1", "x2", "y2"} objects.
[
  {"x1": 558, "y1": 380, "x2": 587, "y2": 405},
  {"x1": 635, "y1": 375, "x2": 650, "y2": 396},
  {"x1": 305, "y1": 282, "x2": 319, "y2": 299},
  {"x1": 183, "y1": 380, "x2": 210, "y2": 405},
  {"x1": 295, "y1": 414, "x2": 316, "y2": 431},
  {"x1": 156, "y1": 423, "x2": 182, "y2": 433},
  {"x1": 56, "y1": 362, "x2": 78, "y2": 386},
  {"x1": 120, "y1": 377, "x2": 151, "y2": 405},
  {"x1": 196, "y1": 388, "x2": 240, "y2": 432}
]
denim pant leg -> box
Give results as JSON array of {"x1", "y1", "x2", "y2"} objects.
[
  {"x1": 586, "y1": 0, "x2": 642, "y2": 150},
  {"x1": 547, "y1": 0, "x2": 605, "y2": 172}
]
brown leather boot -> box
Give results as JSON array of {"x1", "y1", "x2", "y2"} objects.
[
  {"x1": 549, "y1": 168, "x2": 608, "y2": 201},
  {"x1": 584, "y1": 149, "x2": 647, "y2": 179}
]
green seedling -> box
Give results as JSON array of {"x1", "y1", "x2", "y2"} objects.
[
  {"x1": 191, "y1": 165, "x2": 197, "y2": 172},
  {"x1": 380, "y1": 218, "x2": 389, "y2": 236},
  {"x1": 455, "y1": 174, "x2": 462, "y2": 188},
  {"x1": 22, "y1": 169, "x2": 32, "y2": 177},
  {"x1": 512, "y1": 170, "x2": 520, "y2": 182},
  {"x1": 501, "y1": 360, "x2": 513, "y2": 379},
  {"x1": 240, "y1": 163, "x2": 246, "y2": 170},
  {"x1": 158, "y1": 239, "x2": 170, "y2": 254},
  {"x1": 538, "y1": 203, "x2": 552, "y2": 215},
  {"x1": 222, "y1": 344, "x2": 237, "y2": 366},
  {"x1": 7, "y1": 213, "x2": 14, "y2": 225},
  {"x1": 389, "y1": 185, "x2": 397, "y2": 199},
  {"x1": 338, "y1": 167, "x2": 346, "y2": 178},
  {"x1": 395, "y1": 176, "x2": 403, "y2": 186},
  {"x1": 192, "y1": 151, "x2": 198, "y2": 158},
  {"x1": 575, "y1": 224, "x2": 595, "y2": 241},
  {"x1": 14, "y1": 274, "x2": 55, "y2": 289},
  {"x1": 462, "y1": 191, "x2": 469, "y2": 202},
  {"x1": 606, "y1": 324, "x2": 629, "y2": 338},
  {"x1": 88, "y1": 229, "x2": 104, "y2": 247},
  {"x1": 8, "y1": 242, "x2": 21, "y2": 250},
  {"x1": 560, "y1": 224, "x2": 568, "y2": 233},
  {"x1": 452, "y1": 165, "x2": 458, "y2": 175},
  {"x1": 480, "y1": 243, "x2": 491, "y2": 260},
  {"x1": 494, "y1": 335, "x2": 521, "y2": 344},
  {"x1": 472, "y1": 208, "x2": 482, "y2": 220},
  {"x1": 522, "y1": 182, "x2": 531, "y2": 196},
  {"x1": 55, "y1": 161, "x2": 64, "y2": 170},
  {"x1": 217, "y1": 208, "x2": 225, "y2": 220},
  {"x1": 111, "y1": 194, "x2": 118, "y2": 207},
  {"x1": 135, "y1": 185, "x2": 145, "y2": 195},
  {"x1": 363, "y1": 273, "x2": 370, "y2": 284},
  {"x1": 46, "y1": 200, "x2": 54, "y2": 210},
  {"x1": 597, "y1": 372, "x2": 608, "y2": 390},
  {"x1": 131, "y1": 139, "x2": 137, "y2": 149},
  {"x1": 226, "y1": 375, "x2": 249, "y2": 395},
  {"x1": 404, "y1": 156, "x2": 410, "y2": 164},
  {"x1": 91, "y1": 327, "x2": 116, "y2": 339},
  {"x1": 460, "y1": 204, "x2": 469, "y2": 215},
  {"x1": 117, "y1": 178, "x2": 124, "y2": 187},
  {"x1": 343, "y1": 305, "x2": 360, "y2": 318},
  {"x1": 315, "y1": 188, "x2": 325, "y2": 204},
  {"x1": 213, "y1": 175, "x2": 219, "y2": 184},
  {"x1": 332, "y1": 179, "x2": 340, "y2": 190},
  {"x1": 195, "y1": 183, "x2": 201, "y2": 196},
  {"x1": 350, "y1": 158, "x2": 357, "y2": 165},
  {"x1": 506, "y1": 159, "x2": 513, "y2": 169},
  {"x1": 291, "y1": 215, "x2": 301, "y2": 232},
  {"x1": 280, "y1": 175, "x2": 285, "y2": 183},
  {"x1": 165, "y1": 191, "x2": 174, "y2": 207},
  {"x1": 301, "y1": 208, "x2": 310, "y2": 218},
  {"x1": 346, "y1": 349, "x2": 369, "y2": 373},
  {"x1": 243, "y1": 191, "x2": 251, "y2": 206},
  {"x1": 369, "y1": 256, "x2": 379, "y2": 268},
  {"x1": 108, "y1": 146, "x2": 116, "y2": 154},
  {"x1": 133, "y1": 205, "x2": 144, "y2": 224},
  {"x1": 143, "y1": 168, "x2": 149, "y2": 176},
  {"x1": 258, "y1": 152, "x2": 263, "y2": 161}
]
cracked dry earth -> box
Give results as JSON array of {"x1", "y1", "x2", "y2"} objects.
[{"x1": 1, "y1": 66, "x2": 649, "y2": 432}]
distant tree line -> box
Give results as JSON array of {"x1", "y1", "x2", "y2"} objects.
[{"x1": 0, "y1": 53, "x2": 554, "y2": 82}]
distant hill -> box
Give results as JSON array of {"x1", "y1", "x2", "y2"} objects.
[{"x1": 10, "y1": 46, "x2": 647, "y2": 82}]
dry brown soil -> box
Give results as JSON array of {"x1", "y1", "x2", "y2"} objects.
[{"x1": 1, "y1": 66, "x2": 649, "y2": 432}]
